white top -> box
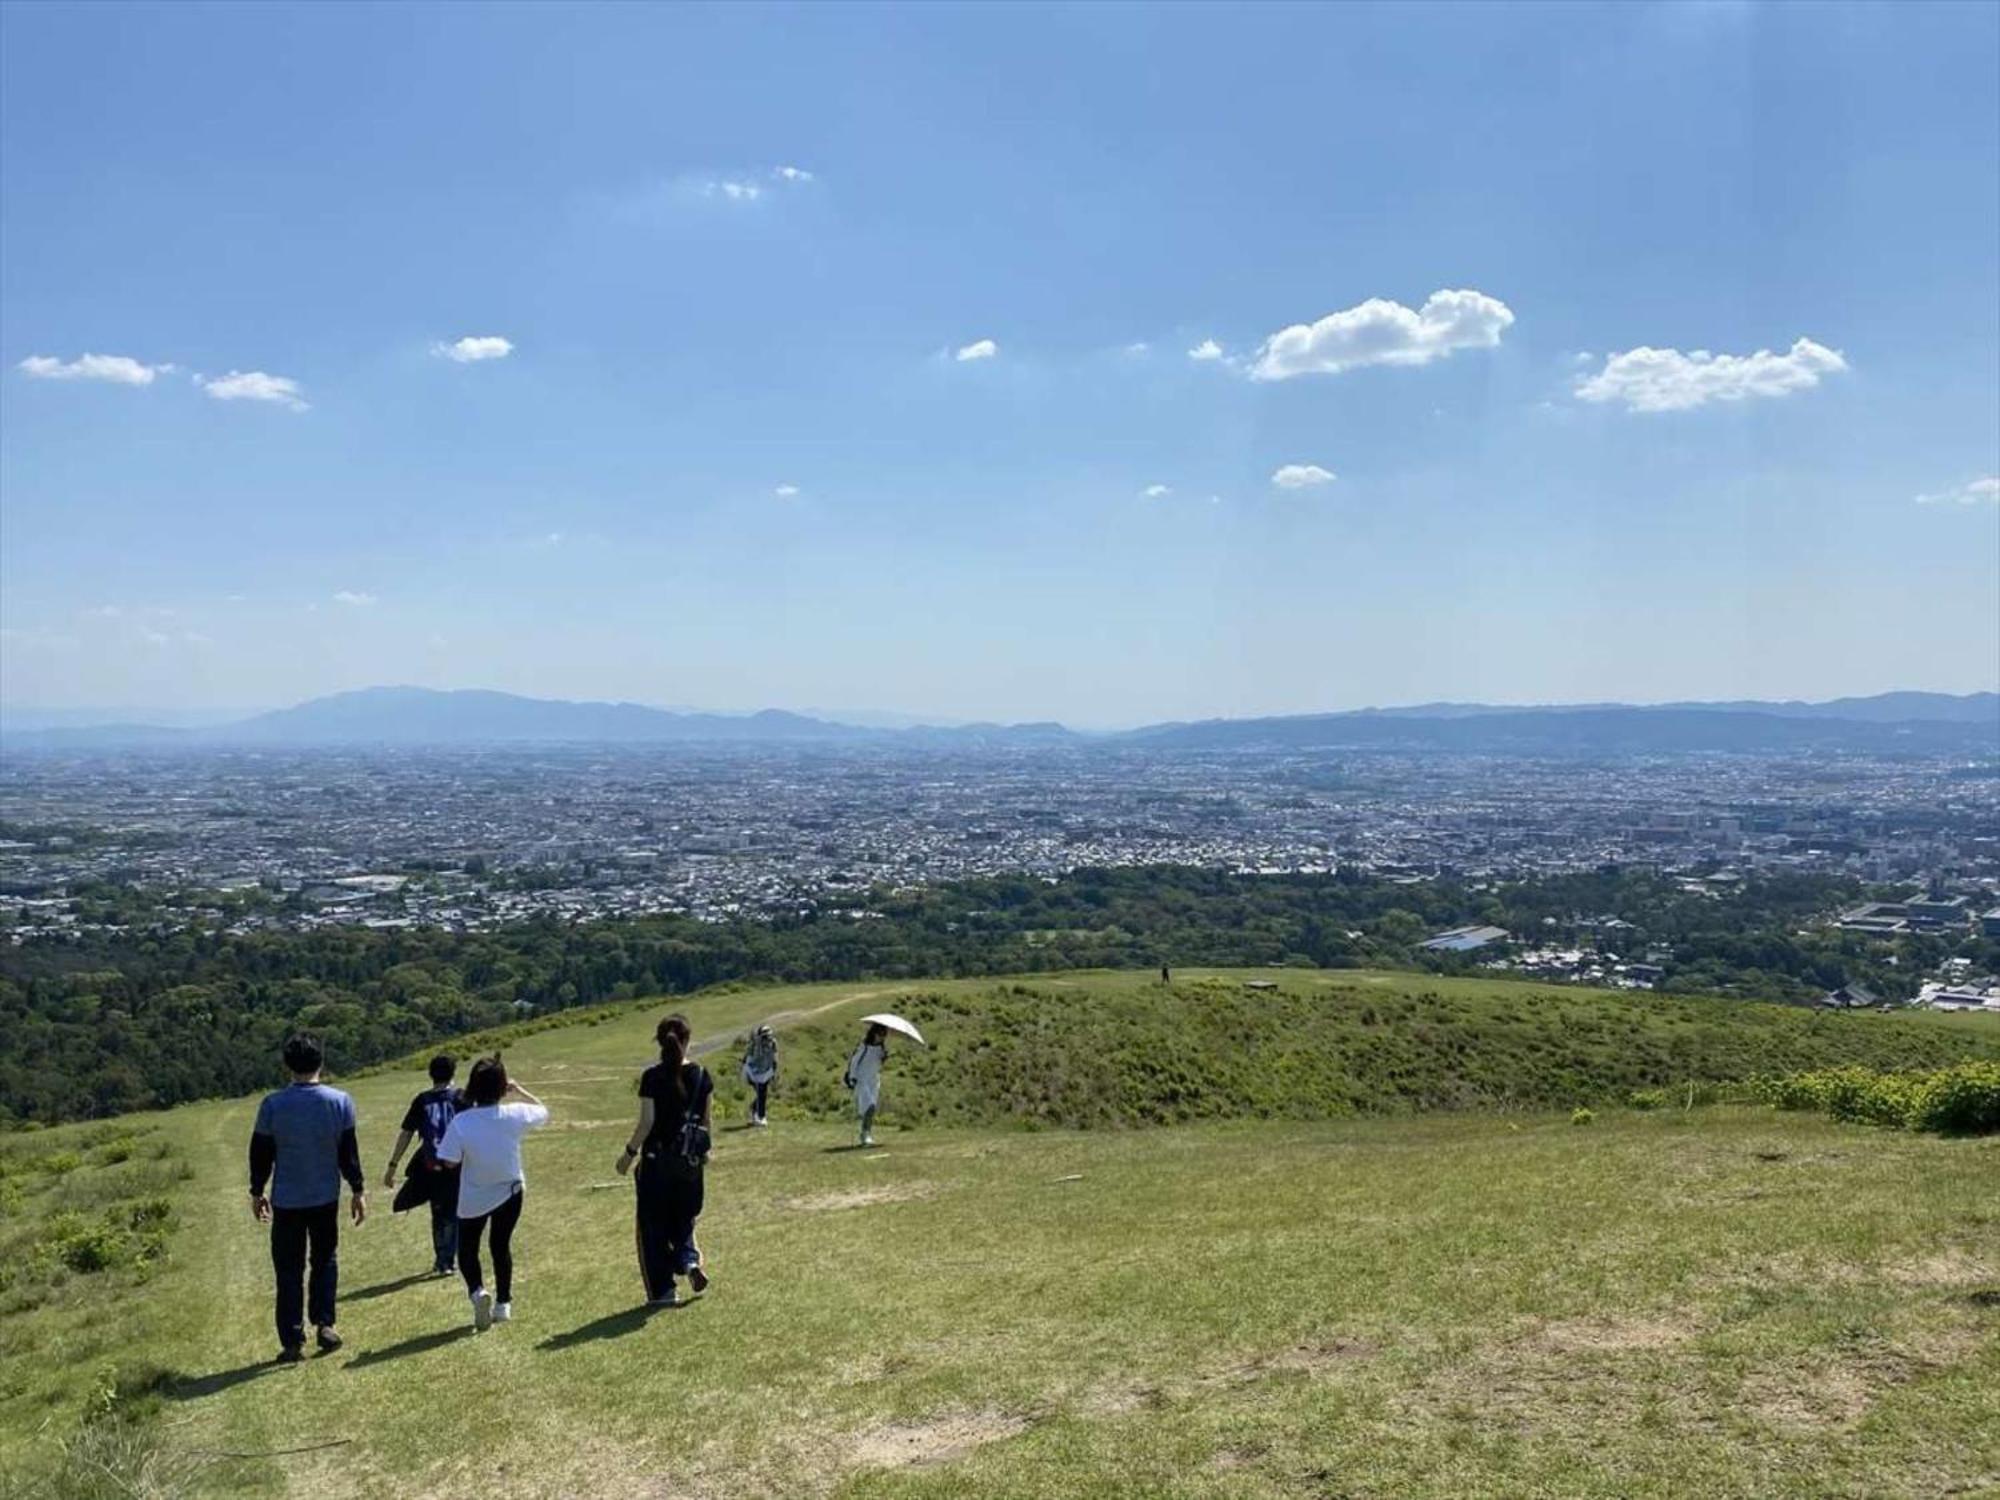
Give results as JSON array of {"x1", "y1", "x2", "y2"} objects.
[
  {"x1": 436, "y1": 1101, "x2": 549, "y2": 1219},
  {"x1": 847, "y1": 1042, "x2": 885, "y2": 1114}
]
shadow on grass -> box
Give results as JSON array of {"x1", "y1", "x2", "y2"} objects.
[
  {"x1": 536, "y1": 1302, "x2": 678, "y2": 1352},
  {"x1": 821, "y1": 1144, "x2": 878, "y2": 1154},
  {"x1": 342, "y1": 1271, "x2": 438, "y2": 1302},
  {"x1": 164, "y1": 1361, "x2": 289, "y2": 1401},
  {"x1": 343, "y1": 1325, "x2": 474, "y2": 1370}
]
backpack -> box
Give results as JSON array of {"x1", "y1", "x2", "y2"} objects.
[{"x1": 671, "y1": 1063, "x2": 711, "y2": 1166}]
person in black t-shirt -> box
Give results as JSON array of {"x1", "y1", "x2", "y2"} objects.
[
  {"x1": 616, "y1": 1014, "x2": 713, "y2": 1307},
  {"x1": 383, "y1": 1054, "x2": 463, "y2": 1276}
]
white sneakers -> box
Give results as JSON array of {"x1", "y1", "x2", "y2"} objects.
[
  {"x1": 493, "y1": 1302, "x2": 512, "y2": 1324},
  {"x1": 470, "y1": 1288, "x2": 493, "y2": 1332}
]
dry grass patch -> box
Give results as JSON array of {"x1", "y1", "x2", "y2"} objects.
[
  {"x1": 847, "y1": 1409, "x2": 1031, "y2": 1470},
  {"x1": 1516, "y1": 1313, "x2": 1698, "y2": 1356},
  {"x1": 778, "y1": 1182, "x2": 937, "y2": 1214}
]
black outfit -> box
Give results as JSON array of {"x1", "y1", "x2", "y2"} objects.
[
  {"x1": 458, "y1": 1188, "x2": 524, "y2": 1303},
  {"x1": 634, "y1": 1061, "x2": 712, "y2": 1300},
  {"x1": 398, "y1": 1085, "x2": 463, "y2": 1273},
  {"x1": 269, "y1": 1203, "x2": 340, "y2": 1348}
]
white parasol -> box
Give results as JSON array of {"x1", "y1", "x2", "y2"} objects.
[{"x1": 859, "y1": 1012, "x2": 927, "y2": 1047}]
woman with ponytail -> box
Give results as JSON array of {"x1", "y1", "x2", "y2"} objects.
[{"x1": 616, "y1": 1014, "x2": 713, "y2": 1306}]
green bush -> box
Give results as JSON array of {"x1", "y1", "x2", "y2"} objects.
[
  {"x1": 1570, "y1": 1107, "x2": 1595, "y2": 1126},
  {"x1": 43, "y1": 1213, "x2": 129, "y2": 1274},
  {"x1": 1626, "y1": 1088, "x2": 1666, "y2": 1111},
  {"x1": 1908, "y1": 1061, "x2": 2000, "y2": 1136},
  {"x1": 1762, "y1": 1061, "x2": 2000, "y2": 1136}
]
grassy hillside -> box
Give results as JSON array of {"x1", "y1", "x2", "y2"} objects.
[
  {"x1": 732, "y1": 971, "x2": 2000, "y2": 1130},
  {"x1": 3, "y1": 969, "x2": 1997, "y2": 1499}
]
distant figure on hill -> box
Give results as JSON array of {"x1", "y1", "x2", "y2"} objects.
[
  {"x1": 383, "y1": 1054, "x2": 463, "y2": 1277},
  {"x1": 844, "y1": 1023, "x2": 891, "y2": 1148},
  {"x1": 1161, "y1": 964, "x2": 1171, "y2": 984},
  {"x1": 435, "y1": 1055, "x2": 548, "y2": 1331},
  {"x1": 741, "y1": 1024, "x2": 779, "y2": 1126},
  {"x1": 618, "y1": 1014, "x2": 713, "y2": 1306},
  {"x1": 247, "y1": 1031, "x2": 367, "y2": 1364}
]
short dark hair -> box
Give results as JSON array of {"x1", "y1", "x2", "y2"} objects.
[
  {"x1": 282, "y1": 1033, "x2": 323, "y2": 1076},
  {"x1": 465, "y1": 1054, "x2": 508, "y2": 1107},
  {"x1": 428, "y1": 1054, "x2": 456, "y2": 1085}
]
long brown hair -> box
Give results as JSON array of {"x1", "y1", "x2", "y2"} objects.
[{"x1": 465, "y1": 1054, "x2": 508, "y2": 1107}]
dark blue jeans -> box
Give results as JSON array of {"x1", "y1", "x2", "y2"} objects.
[
  {"x1": 270, "y1": 1201, "x2": 339, "y2": 1349},
  {"x1": 751, "y1": 1079, "x2": 771, "y2": 1119},
  {"x1": 428, "y1": 1189, "x2": 459, "y2": 1273}
]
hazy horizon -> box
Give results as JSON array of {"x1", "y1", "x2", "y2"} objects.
[
  {"x1": 4, "y1": 3, "x2": 1997, "y2": 724},
  {"x1": 1, "y1": 680, "x2": 1994, "y2": 739}
]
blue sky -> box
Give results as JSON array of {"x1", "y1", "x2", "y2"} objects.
[{"x1": 2, "y1": 0, "x2": 1996, "y2": 727}]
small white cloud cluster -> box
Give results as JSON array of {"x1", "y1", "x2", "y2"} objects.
[
  {"x1": 955, "y1": 338, "x2": 997, "y2": 362},
  {"x1": 772, "y1": 165, "x2": 814, "y2": 183},
  {"x1": 1271, "y1": 464, "x2": 1336, "y2": 490},
  {"x1": 1574, "y1": 337, "x2": 1846, "y2": 412},
  {"x1": 1187, "y1": 339, "x2": 1224, "y2": 362},
  {"x1": 332, "y1": 590, "x2": 376, "y2": 607},
  {"x1": 1250, "y1": 289, "x2": 1513, "y2": 381},
  {"x1": 198, "y1": 371, "x2": 309, "y2": 411},
  {"x1": 19, "y1": 353, "x2": 171, "y2": 384},
  {"x1": 773, "y1": 483, "x2": 801, "y2": 498},
  {"x1": 434, "y1": 335, "x2": 513, "y2": 363},
  {"x1": 1142, "y1": 483, "x2": 1171, "y2": 498},
  {"x1": 1915, "y1": 475, "x2": 1999, "y2": 506}
]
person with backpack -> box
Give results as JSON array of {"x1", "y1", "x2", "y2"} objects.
[
  {"x1": 616, "y1": 1014, "x2": 712, "y2": 1306},
  {"x1": 741, "y1": 1024, "x2": 778, "y2": 1126},
  {"x1": 434, "y1": 1055, "x2": 548, "y2": 1332},
  {"x1": 383, "y1": 1054, "x2": 463, "y2": 1277},
  {"x1": 844, "y1": 1022, "x2": 890, "y2": 1148},
  {"x1": 247, "y1": 1032, "x2": 367, "y2": 1363}
]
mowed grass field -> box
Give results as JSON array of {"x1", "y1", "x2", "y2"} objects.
[{"x1": 4, "y1": 969, "x2": 1999, "y2": 1499}]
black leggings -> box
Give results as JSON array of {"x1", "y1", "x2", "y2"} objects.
[{"x1": 459, "y1": 1188, "x2": 524, "y2": 1302}]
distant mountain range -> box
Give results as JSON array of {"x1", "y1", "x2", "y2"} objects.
[{"x1": 1, "y1": 686, "x2": 1994, "y2": 754}]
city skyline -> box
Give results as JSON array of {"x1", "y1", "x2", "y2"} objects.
[{"x1": 3, "y1": 2, "x2": 1998, "y2": 723}]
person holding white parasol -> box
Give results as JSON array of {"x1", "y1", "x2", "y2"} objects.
[{"x1": 844, "y1": 1012, "x2": 924, "y2": 1147}]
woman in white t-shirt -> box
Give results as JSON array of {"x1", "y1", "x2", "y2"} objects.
[{"x1": 435, "y1": 1055, "x2": 548, "y2": 1331}]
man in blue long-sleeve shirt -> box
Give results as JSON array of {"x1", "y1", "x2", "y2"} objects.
[{"x1": 249, "y1": 1033, "x2": 367, "y2": 1362}]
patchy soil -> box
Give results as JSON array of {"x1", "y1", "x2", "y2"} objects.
[
  {"x1": 779, "y1": 1182, "x2": 936, "y2": 1213},
  {"x1": 848, "y1": 1409, "x2": 1031, "y2": 1470}
]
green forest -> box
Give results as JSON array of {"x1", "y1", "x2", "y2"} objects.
[{"x1": 3, "y1": 865, "x2": 1991, "y2": 1124}]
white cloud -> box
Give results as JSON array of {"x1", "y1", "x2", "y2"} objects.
[
  {"x1": 773, "y1": 484, "x2": 801, "y2": 498},
  {"x1": 331, "y1": 590, "x2": 376, "y2": 607},
  {"x1": 1250, "y1": 289, "x2": 1514, "y2": 381},
  {"x1": 1142, "y1": 484, "x2": 1171, "y2": 498},
  {"x1": 955, "y1": 338, "x2": 997, "y2": 362},
  {"x1": 19, "y1": 353, "x2": 171, "y2": 385},
  {"x1": 1187, "y1": 339, "x2": 1224, "y2": 362},
  {"x1": 1915, "y1": 475, "x2": 2000, "y2": 506},
  {"x1": 199, "y1": 370, "x2": 308, "y2": 411},
  {"x1": 1271, "y1": 463, "x2": 1337, "y2": 490},
  {"x1": 1574, "y1": 337, "x2": 1847, "y2": 412},
  {"x1": 1123, "y1": 341, "x2": 1151, "y2": 356},
  {"x1": 434, "y1": 335, "x2": 513, "y2": 363},
  {"x1": 713, "y1": 180, "x2": 762, "y2": 202},
  {"x1": 772, "y1": 165, "x2": 814, "y2": 183},
  {"x1": 141, "y1": 628, "x2": 171, "y2": 647}
]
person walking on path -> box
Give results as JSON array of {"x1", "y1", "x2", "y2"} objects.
[
  {"x1": 618, "y1": 1014, "x2": 713, "y2": 1306},
  {"x1": 741, "y1": 1024, "x2": 778, "y2": 1126},
  {"x1": 844, "y1": 1023, "x2": 890, "y2": 1148},
  {"x1": 248, "y1": 1032, "x2": 367, "y2": 1363},
  {"x1": 383, "y1": 1054, "x2": 463, "y2": 1276},
  {"x1": 435, "y1": 1056, "x2": 548, "y2": 1332}
]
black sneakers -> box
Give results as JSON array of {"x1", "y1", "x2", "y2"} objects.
[
  {"x1": 276, "y1": 1346, "x2": 305, "y2": 1365},
  {"x1": 315, "y1": 1327, "x2": 343, "y2": 1354}
]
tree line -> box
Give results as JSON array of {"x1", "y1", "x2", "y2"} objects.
[{"x1": 4, "y1": 864, "x2": 1989, "y2": 1125}]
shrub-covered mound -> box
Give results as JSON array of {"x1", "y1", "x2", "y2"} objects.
[
  {"x1": 1762, "y1": 1061, "x2": 2000, "y2": 1135},
  {"x1": 719, "y1": 975, "x2": 2000, "y2": 1130}
]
